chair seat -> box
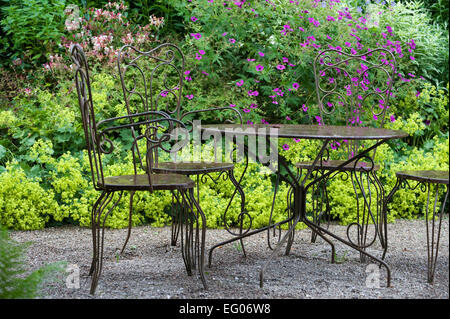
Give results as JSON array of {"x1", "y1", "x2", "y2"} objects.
[
  {"x1": 295, "y1": 160, "x2": 380, "y2": 172},
  {"x1": 396, "y1": 170, "x2": 449, "y2": 185},
  {"x1": 152, "y1": 161, "x2": 234, "y2": 174},
  {"x1": 98, "y1": 173, "x2": 195, "y2": 190}
]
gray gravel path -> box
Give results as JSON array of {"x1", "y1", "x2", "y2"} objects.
[{"x1": 10, "y1": 218, "x2": 448, "y2": 299}]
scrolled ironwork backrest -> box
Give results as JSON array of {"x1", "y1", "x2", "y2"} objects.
[
  {"x1": 71, "y1": 44, "x2": 104, "y2": 190},
  {"x1": 72, "y1": 44, "x2": 188, "y2": 191},
  {"x1": 117, "y1": 43, "x2": 185, "y2": 119},
  {"x1": 313, "y1": 48, "x2": 397, "y2": 160}
]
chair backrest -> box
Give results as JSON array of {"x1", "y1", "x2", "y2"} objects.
[
  {"x1": 71, "y1": 44, "x2": 187, "y2": 191},
  {"x1": 313, "y1": 47, "x2": 397, "y2": 160},
  {"x1": 117, "y1": 43, "x2": 185, "y2": 120},
  {"x1": 117, "y1": 43, "x2": 243, "y2": 164},
  {"x1": 71, "y1": 44, "x2": 104, "y2": 190}
]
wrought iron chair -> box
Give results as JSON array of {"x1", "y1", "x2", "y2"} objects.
[
  {"x1": 294, "y1": 48, "x2": 397, "y2": 261},
  {"x1": 70, "y1": 44, "x2": 207, "y2": 294},
  {"x1": 116, "y1": 44, "x2": 248, "y2": 258},
  {"x1": 385, "y1": 170, "x2": 449, "y2": 283}
]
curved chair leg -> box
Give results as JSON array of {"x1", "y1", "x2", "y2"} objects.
[
  {"x1": 170, "y1": 191, "x2": 181, "y2": 246},
  {"x1": 180, "y1": 188, "x2": 207, "y2": 289},
  {"x1": 89, "y1": 191, "x2": 113, "y2": 276},
  {"x1": 120, "y1": 191, "x2": 135, "y2": 254},
  {"x1": 90, "y1": 191, "x2": 123, "y2": 295}
]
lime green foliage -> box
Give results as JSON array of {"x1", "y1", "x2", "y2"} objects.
[
  {"x1": 0, "y1": 224, "x2": 66, "y2": 298},
  {"x1": 0, "y1": 163, "x2": 60, "y2": 230}
]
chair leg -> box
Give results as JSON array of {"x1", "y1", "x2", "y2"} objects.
[
  {"x1": 90, "y1": 191, "x2": 123, "y2": 295},
  {"x1": 170, "y1": 191, "x2": 181, "y2": 246},
  {"x1": 120, "y1": 191, "x2": 135, "y2": 254},
  {"x1": 425, "y1": 184, "x2": 448, "y2": 284},
  {"x1": 180, "y1": 188, "x2": 207, "y2": 289},
  {"x1": 89, "y1": 191, "x2": 112, "y2": 276}
]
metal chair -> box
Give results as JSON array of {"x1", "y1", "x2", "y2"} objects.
[
  {"x1": 116, "y1": 44, "x2": 248, "y2": 258},
  {"x1": 70, "y1": 44, "x2": 207, "y2": 294},
  {"x1": 385, "y1": 170, "x2": 449, "y2": 283},
  {"x1": 293, "y1": 48, "x2": 397, "y2": 261}
]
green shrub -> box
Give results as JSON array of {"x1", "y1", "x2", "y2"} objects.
[
  {"x1": 0, "y1": 0, "x2": 67, "y2": 66},
  {"x1": 0, "y1": 224, "x2": 66, "y2": 298}
]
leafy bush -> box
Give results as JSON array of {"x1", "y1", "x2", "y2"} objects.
[
  {"x1": 0, "y1": 0, "x2": 67, "y2": 66},
  {"x1": 0, "y1": 224, "x2": 66, "y2": 298}
]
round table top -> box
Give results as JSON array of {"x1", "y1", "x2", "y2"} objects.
[
  {"x1": 200, "y1": 124, "x2": 408, "y2": 140},
  {"x1": 396, "y1": 170, "x2": 449, "y2": 185}
]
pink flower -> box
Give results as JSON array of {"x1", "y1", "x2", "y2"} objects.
[
  {"x1": 236, "y1": 79, "x2": 244, "y2": 86},
  {"x1": 247, "y1": 120, "x2": 254, "y2": 126},
  {"x1": 293, "y1": 138, "x2": 301, "y2": 143},
  {"x1": 390, "y1": 115, "x2": 396, "y2": 122},
  {"x1": 229, "y1": 104, "x2": 236, "y2": 108},
  {"x1": 292, "y1": 82, "x2": 299, "y2": 90},
  {"x1": 282, "y1": 57, "x2": 289, "y2": 63},
  {"x1": 184, "y1": 70, "x2": 191, "y2": 75},
  {"x1": 282, "y1": 144, "x2": 290, "y2": 151},
  {"x1": 229, "y1": 38, "x2": 236, "y2": 43},
  {"x1": 190, "y1": 33, "x2": 202, "y2": 39},
  {"x1": 199, "y1": 49, "x2": 206, "y2": 55},
  {"x1": 286, "y1": 116, "x2": 291, "y2": 120},
  {"x1": 24, "y1": 88, "x2": 32, "y2": 95},
  {"x1": 258, "y1": 52, "x2": 265, "y2": 57},
  {"x1": 185, "y1": 94, "x2": 194, "y2": 100},
  {"x1": 256, "y1": 64, "x2": 264, "y2": 71},
  {"x1": 247, "y1": 58, "x2": 256, "y2": 62},
  {"x1": 276, "y1": 64, "x2": 286, "y2": 70},
  {"x1": 195, "y1": 53, "x2": 202, "y2": 60},
  {"x1": 249, "y1": 103, "x2": 258, "y2": 108},
  {"x1": 191, "y1": 16, "x2": 198, "y2": 22}
]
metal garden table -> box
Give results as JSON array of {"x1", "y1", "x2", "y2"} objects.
[{"x1": 200, "y1": 123, "x2": 408, "y2": 287}]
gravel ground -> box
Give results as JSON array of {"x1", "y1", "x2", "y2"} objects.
[{"x1": 10, "y1": 218, "x2": 448, "y2": 299}]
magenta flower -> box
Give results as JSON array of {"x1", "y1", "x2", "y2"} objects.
[
  {"x1": 236, "y1": 79, "x2": 244, "y2": 86},
  {"x1": 185, "y1": 94, "x2": 194, "y2": 100},
  {"x1": 184, "y1": 70, "x2": 191, "y2": 75},
  {"x1": 292, "y1": 82, "x2": 299, "y2": 90},
  {"x1": 248, "y1": 90, "x2": 259, "y2": 96},
  {"x1": 199, "y1": 49, "x2": 206, "y2": 55},
  {"x1": 410, "y1": 56, "x2": 415, "y2": 61},
  {"x1": 191, "y1": 16, "x2": 198, "y2": 22},
  {"x1": 390, "y1": 115, "x2": 396, "y2": 122},
  {"x1": 258, "y1": 52, "x2": 264, "y2": 57},
  {"x1": 286, "y1": 116, "x2": 291, "y2": 120},
  {"x1": 243, "y1": 108, "x2": 251, "y2": 113},
  {"x1": 229, "y1": 104, "x2": 236, "y2": 108},
  {"x1": 24, "y1": 88, "x2": 32, "y2": 95},
  {"x1": 282, "y1": 57, "x2": 289, "y2": 63},
  {"x1": 276, "y1": 64, "x2": 286, "y2": 70},
  {"x1": 247, "y1": 58, "x2": 256, "y2": 62},
  {"x1": 249, "y1": 103, "x2": 258, "y2": 108},
  {"x1": 282, "y1": 144, "x2": 290, "y2": 151},
  {"x1": 195, "y1": 53, "x2": 202, "y2": 60},
  {"x1": 293, "y1": 138, "x2": 301, "y2": 143},
  {"x1": 190, "y1": 33, "x2": 202, "y2": 39},
  {"x1": 247, "y1": 120, "x2": 254, "y2": 126},
  {"x1": 229, "y1": 38, "x2": 236, "y2": 43},
  {"x1": 256, "y1": 64, "x2": 264, "y2": 71},
  {"x1": 202, "y1": 71, "x2": 209, "y2": 76}
]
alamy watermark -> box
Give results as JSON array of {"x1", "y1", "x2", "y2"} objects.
[{"x1": 168, "y1": 121, "x2": 279, "y2": 172}]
